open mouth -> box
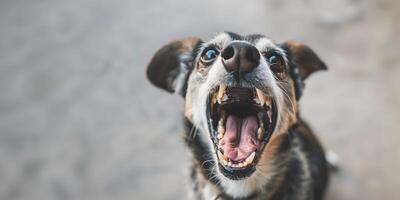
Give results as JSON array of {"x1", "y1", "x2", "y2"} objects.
[{"x1": 206, "y1": 84, "x2": 278, "y2": 180}]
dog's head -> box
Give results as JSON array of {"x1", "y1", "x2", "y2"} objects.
[{"x1": 147, "y1": 32, "x2": 327, "y2": 196}]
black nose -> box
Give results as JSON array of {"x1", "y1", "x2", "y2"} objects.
[{"x1": 221, "y1": 42, "x2": 260, "y2": 77}]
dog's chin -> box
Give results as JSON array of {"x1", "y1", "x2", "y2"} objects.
[{"x1": 206, "y1": 84, "x2": 278, "y2": 180}]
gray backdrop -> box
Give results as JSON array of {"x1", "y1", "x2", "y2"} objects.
[{"x1": 1, "y1": 0, "x2": 399, "y2": 199}]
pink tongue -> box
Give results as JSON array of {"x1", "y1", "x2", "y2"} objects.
[{"x1": 218, "y1": 115, "x2": 259, "y2": 162}]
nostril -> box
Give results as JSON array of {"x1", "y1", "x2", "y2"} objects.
[
  {"x1": 221, "y1": 42, "x2": 260, "y2": 77},
  {"x1": 222, "y1": 45, "x2": 235, "y2": 60},
  {"x1": 245, "y1": 47, "x2": 260, "y2": 63}
]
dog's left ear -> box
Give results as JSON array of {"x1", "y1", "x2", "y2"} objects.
[
  {"x1": 146, "y1": 37, "x2": 202, "y2": 97},
  {"x1": 280, "y1": 40, "x2": 328, "y2": 80},
  {"x1": 280, "y1": 40, "x2": 328, "y2": 100}
]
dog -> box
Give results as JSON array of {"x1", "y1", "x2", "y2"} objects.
[{"x1": 146, "y1": 32, "x2": 329, "y2": 200}]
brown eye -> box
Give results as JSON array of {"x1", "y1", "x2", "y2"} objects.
[{"x1": 265, "y1": 52, "x2": 285, "y2": 73}]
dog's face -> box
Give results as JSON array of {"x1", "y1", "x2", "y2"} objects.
[{"x1": 147, "y1": 32, "x2": 326, "y2": 196}]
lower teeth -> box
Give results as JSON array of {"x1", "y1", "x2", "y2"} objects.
[{"x1": 218, "y1": 151, "x2": 256, "y2": 168}]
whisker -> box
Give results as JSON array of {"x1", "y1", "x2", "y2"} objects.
[{"x1": 275, "y1": 79, "x2": 296, "y2": 115}]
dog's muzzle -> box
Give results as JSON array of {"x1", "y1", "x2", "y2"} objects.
[{"x1": 207, "y1": 85, "x2": 278, "y2": 180}]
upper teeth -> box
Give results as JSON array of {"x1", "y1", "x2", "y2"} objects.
[
  {"x1": 255, "y1": 88, "x2": 272, "y2": 107},
  {"x1": 217, "y1": 84, "x2": 227, "y2": 104},
  {"x1": 246, "y1": 152, "x2": 256, "y2": 164},
  {"x1": 215, "y1": 85, "x2": 272, "y2": 108}
]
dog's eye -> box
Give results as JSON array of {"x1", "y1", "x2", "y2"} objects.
[
  {"x1": 264, "y1": 52, "x2": 285, "y2": 73},
  {"x1": 201, "y1": 48, "x2": 219, "y2": 63}
]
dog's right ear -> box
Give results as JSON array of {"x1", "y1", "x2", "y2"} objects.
[{"x1": 146, "y1": 37, "x2": 202, "y2": 97}]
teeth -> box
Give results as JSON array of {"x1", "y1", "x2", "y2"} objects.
[
  {"x1": 217, "y1": 150, "x2": 223, "y2": 158},
  {"x1": 256, "y1": 89, "x2": 266, "y2": 106},
  {"x1": 246, "y1": 152, "x2": 256, "y2": 164},
  {"x1": 217, "y1": 150, "x2": 224, "y2": 159},
  {"x1": 218, "y1": 151, "x2": 256, "y2": 168},
  {"x1": 222, "y1": 160, "x2": 228, "y2": 166},
  {"x1": 217, "y1": 133, "x2": 224, "y2": 139},
  {"x1": 255, "y1": 88, "x2": 273, "y2": 108},
  {"x1": 217, "y1": 111, "x2": 226, "y2": 139},
  {"x1": 218, "y1": 84, "x2": 226, "y2": 99},
  {"x1": 257, "y1": 112, "x2": 265, "y2": 140},
  {"x1": 257, "y1": 125, "x2": 265, "y2": 140},
  {"x1": 218, "y1": 150, "x2": 228, "y2": 164},
  {"x1": 217, "y1": 84, "x2": 227, "y2": 104},
  {"x1": 217, "y1": 128, "x2": 224, "y2": 139},
  {"x1": 265, "y1": 96, "x2": 272, "y2": 107}
]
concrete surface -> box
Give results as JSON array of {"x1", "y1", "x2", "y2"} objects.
[{"x1": 0, "y1": 0, "x2": 399, "y2": 199}]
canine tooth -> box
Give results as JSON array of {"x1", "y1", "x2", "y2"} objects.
[
  {"x1": 218, "y1": 150, "x2": 223, "y2": 159},
  {"x1": 246, "y1": 152, "x2": 256, "y2": 164},
  {"x1": 222, "y1": 153, "x2": 228, "y2": 161},
  {"x1": 228, "y1": 161, "x2": 232, "y2": 167},
  {"x1": 265, "y1": 96, "x2": 272, "y2": 107},
  {"x1": 221, "y1": 159, "x2": 228, "y2": 166},
  {"x1": 257, "y1": 126, "x2": 265, "y2": 140},
  {"x1": 218, "y1": 151, "x2": 228, "y2": 162},
  {"x1": 217, "y1": 84, "x2": 227, "y2": 103},
  {"x1": 256, "y1": 89, "x2": 266, "y2": 106},
  {"x1": 238, "y1": 163, "x2": 244, "y2": 168},
  {"x1": 218, "y1": 84, "x2": 227, "y2": 99}
]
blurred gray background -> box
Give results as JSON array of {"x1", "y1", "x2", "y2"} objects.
[{"x1": 1, "y1": 0, "x2": 400, "y2": 199}]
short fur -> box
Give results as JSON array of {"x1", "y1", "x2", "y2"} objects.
[{"x1": 146, "y1": 32, "x2": 329, "y2": 200}]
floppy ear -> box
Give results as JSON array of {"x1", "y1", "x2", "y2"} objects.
[
  {"x1": 280, "y1": 40, "x2": 328, "y2": 100},
  {"x1": 146, "y1": 37, "x2": 202, "y2": 97},
  {"x1": 280, "y1": 40, "x2": 327, "y2": 80}
]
